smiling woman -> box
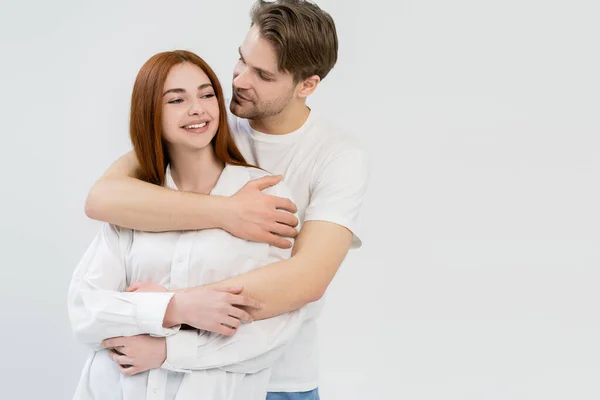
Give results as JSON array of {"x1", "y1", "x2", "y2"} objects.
[
  {"x1": 67, "y1": 50, "x2": 305, "y2": 400},
  {"x1": 128, "y1": 50, "x2": 253, "y2": 187}
]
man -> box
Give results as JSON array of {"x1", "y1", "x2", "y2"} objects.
[{"x1": 85, "y1": 1, "x2": 368, "y2": 398}]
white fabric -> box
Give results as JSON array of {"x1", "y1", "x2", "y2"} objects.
[
  {"x1": 227, "y1": 105, "x2": 370, "y2": 391},
  {"x1": 68, "y1": 165, "x2": 307, "y2": 400}
]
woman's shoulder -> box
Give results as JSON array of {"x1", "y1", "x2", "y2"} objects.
[{"x1": 229, "y1": 165, "x2": 293, "y2": 200}]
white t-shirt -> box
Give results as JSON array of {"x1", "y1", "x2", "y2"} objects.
[{"x1": 227, "y1": 106, "x2": 369, "y2": 392}]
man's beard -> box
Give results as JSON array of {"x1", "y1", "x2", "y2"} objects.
[{"x1": 230, "y1": 89, "x2": 293, "y2": 120}]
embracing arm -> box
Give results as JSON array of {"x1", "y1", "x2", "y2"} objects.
[
  {"x1": 200, "y1": 146, "x2": 369, "y2": 320},
  {"x1": 161, "y1": 220, "x2": 353, "y2": 328},
  {"x1": 155, "y1": 222, "x2": 350, "y2": 374},
  {"x1": 204, "y1": 221, "x2": 353, "y2": 320},
  {"x1": 96, "y1": 144, "x2": 368, "y2": 328},
  {"x1": 85, "y1": 152, "x2": 222, "y2": 232},
  {"x1": 85, "y1": 151, "x2": 297, "y2": 247}
]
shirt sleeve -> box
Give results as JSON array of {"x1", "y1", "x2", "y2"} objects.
[
  {"x1": 161, "y1": 307, "x2": 307, "y2": 374},
  {"x1": 67, "y1": 224, "x2": 180, "y2": 350},
  {"x1": 161, "y1": 179, "x2": 311, "y2": 374},
  {"x1": 304, "y1": 147, "x2": 370, "y2": 248}
]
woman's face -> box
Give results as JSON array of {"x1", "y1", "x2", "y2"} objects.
[{"x1": 161, "y1": 62, "x2": 220, "y2": 151}]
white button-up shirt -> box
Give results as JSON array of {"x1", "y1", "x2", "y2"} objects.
[{"x1": 68, "y1": 165, "x2": 307, "y2": 400}]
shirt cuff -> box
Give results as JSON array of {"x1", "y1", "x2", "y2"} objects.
[
  {"x1": 162, "y1": 330, "x2": 200, "y2": 373},
  {"x1": 135, "y1": 292, "x2": 180, "y2": 337}
]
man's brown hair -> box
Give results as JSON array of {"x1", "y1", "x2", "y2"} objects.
[{"x1": 250, "y1": 0, "x2": 338, "y2": 82}]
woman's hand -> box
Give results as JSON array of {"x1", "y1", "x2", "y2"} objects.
[
  {"x1": 126, "y1": 281, "x2": 262, "y2": 336},
  {"x1": 125, "y1": 281, "x2": 169, "y2": 293},
  {"x1": 167, "y1": 286, "x2": 263, "y2": 336},
  {"x1": 101, "y1": 335, "x2": 166, "y2": 377}
]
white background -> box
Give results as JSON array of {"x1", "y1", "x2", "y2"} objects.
[{"x1": 1, "y1": 0, "x2": 599, "y2": 399}]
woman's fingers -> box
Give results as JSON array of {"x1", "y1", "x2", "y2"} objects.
[
  {"x1": 226, "y1": 293, "x2": 264, "y2": 309},
  {"x1": 109, "y1": 349, "x2": 132, "y2": 365},
  {"x1": 228, "y1": 306, "x2": 253, "y2": 323},
  {"x1": 222, "y1": 316, "x2": 242, "y2": 330},
  {"x1": 119, "y1": 365, "x2": 139, "y2": 377}
]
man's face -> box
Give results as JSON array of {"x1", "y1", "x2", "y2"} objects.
[{"x1": 230, "y1": 25, "x2": 297, "y2": 120}]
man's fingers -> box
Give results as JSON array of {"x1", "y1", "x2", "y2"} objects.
[
  {"x1": 269, "y1": 222, "x2": 298, "y2": 239},
  {"x1": 228, "y1": 306, "x2": 253, "y2": 323},
  {"x1": 227, "y1": 293, "x2": 264, "y2": 309},
  {"x1": 271, "y1": 196, "x2": 298, "y2": 214},
  {"x1": 251, "y1": 175, "x2": 282, "y2": 191},
  {"x1": 274, "y1": 210, "x2": 299, "y2": 228},
  {"x1": 266, "y1": 233, "x2": 293, "y2": 249}
]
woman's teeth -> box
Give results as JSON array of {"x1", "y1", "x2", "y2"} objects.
[{"x1": 184, "y1": 122, "x2": 207, "y2": 129}]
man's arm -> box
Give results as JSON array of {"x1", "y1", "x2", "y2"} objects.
[
  {"x1": 204, "y1": 220, "x2": 353, "y2": 320},
  {"x1": 161, "y1": 220, "x2": 351, "y2": 327},
  {"x1": 85, "y1": 151, "x2": 298, "y2": 248},
  {"x1": 103, "y1": 222, "x2": 343, "y2": 377},
  {"x1": 176, "y1": 145, "x2": 368, "y2": 322},
  {"x1": 85, "y1": 151, "x2": 222, "y2": 232}
]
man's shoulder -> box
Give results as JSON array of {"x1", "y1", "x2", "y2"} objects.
[
  {"x1": 227, "y1": 164, "x2": 274, "y2": 183},
  {"x1": 305, "y1": 114, "x2": 367, "y2": 161},
  {"x1": 229, "y1": 165, "x2": 293, "y2": 199}
]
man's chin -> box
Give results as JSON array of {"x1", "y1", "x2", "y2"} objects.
[{"x1": 230, "y1": 102, "x2": 257, "y2": 119}]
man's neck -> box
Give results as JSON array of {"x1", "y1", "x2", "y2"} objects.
[{"x1": 249, "y1": 103, "x2": 311, "y2": 135}]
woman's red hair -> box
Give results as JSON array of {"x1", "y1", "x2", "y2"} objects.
[{"x1": 130, "y1": 50, "x2": 252, "y2": 186}]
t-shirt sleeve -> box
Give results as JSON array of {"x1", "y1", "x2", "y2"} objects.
[{"x1": 303, "y1": 147, "x2": 370, "y2": 248}]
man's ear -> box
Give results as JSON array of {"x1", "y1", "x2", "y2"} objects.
[{"x1": 296, "y1": 75, "x2": 321, "y2": 98}]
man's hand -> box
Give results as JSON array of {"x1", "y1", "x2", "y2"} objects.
[
  {"x1": 101, "y1": 335, "x2": 166, "y2": 377},
  {"x1": 223, "y1": 175, "x2": 299, "y2": 249},
  {"x1": 167, "y1": 286, "x2": 264, "y2": 336}
]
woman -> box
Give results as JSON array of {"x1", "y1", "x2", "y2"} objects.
[{"x1": 68, "y1": 50, "x2": 305, "y2": 400}]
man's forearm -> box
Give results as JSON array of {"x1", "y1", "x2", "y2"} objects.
[
  {"x1": 86, "y1": 176, "x2": 226, "y2": 232},
  {"x1": 164, "y1": 221, "x2": 351, "y2": 327},
  {"x1": 203, "y1": 221, "x2": 353, "y2": 320},
  {"x1": 165, "y1": 260, "x2": 312, "y2": 325},
  {"x1": 156, "y1": 258, "x2": 311, "y2": 328},
  {"x1": 205, "y1": 256, "x2": 319, "y2": 320}
]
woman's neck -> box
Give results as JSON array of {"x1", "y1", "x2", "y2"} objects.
[{"x1": 168, "y1": 145, "x2": 224, "y2": 194}]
